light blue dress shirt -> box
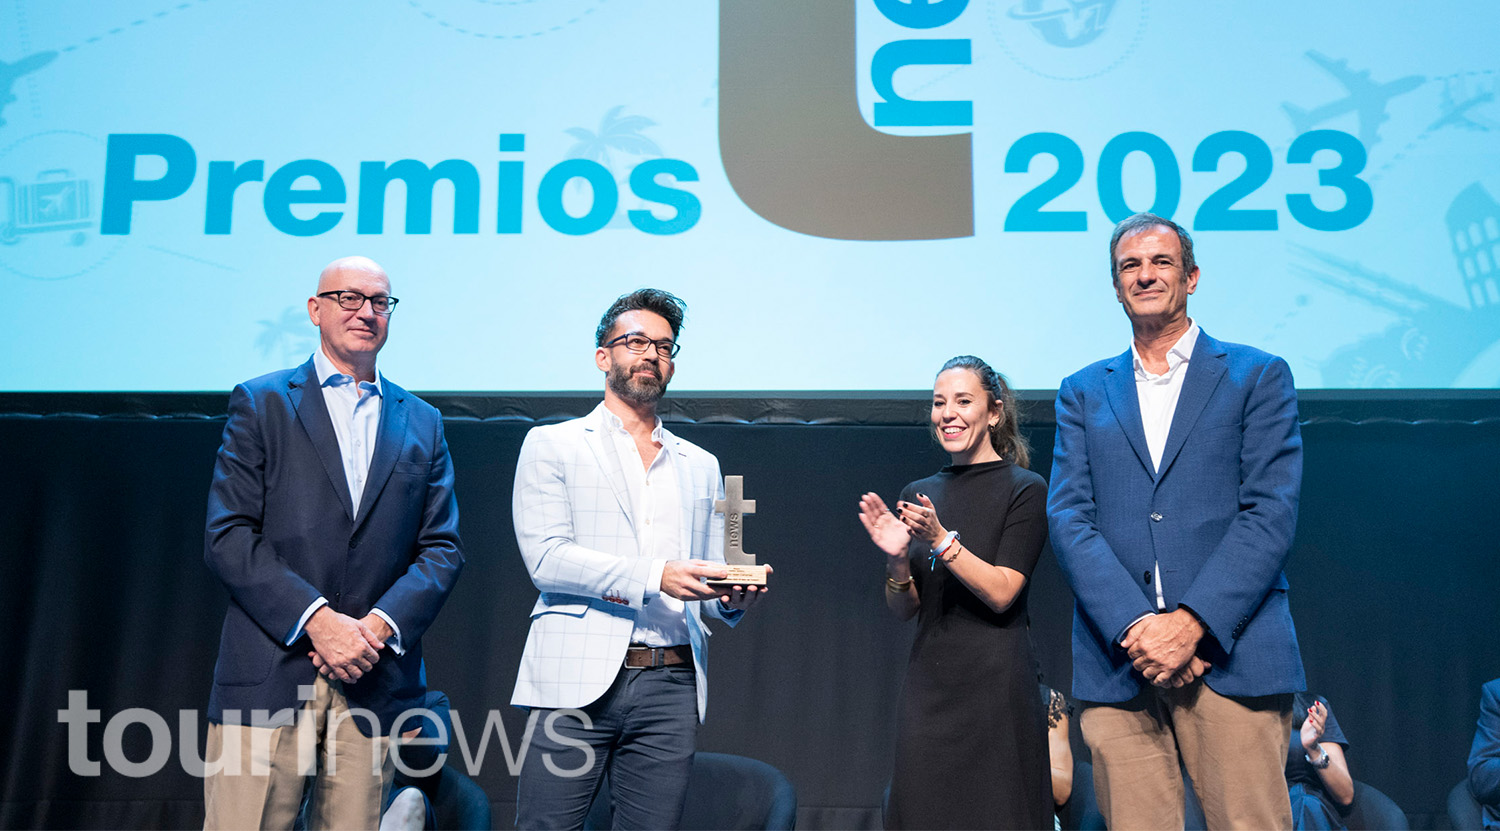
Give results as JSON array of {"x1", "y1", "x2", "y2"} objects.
[{"x1": 283, "y1": 348, "x2": 404, "y2": 654}]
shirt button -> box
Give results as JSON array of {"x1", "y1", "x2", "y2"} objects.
[
  {"x1": 1150, "y1": 512, "x2": 1163, "y2": 522},
  {"x1": 1144, "y1": 571, "x2": 1152, "y2": 584},
  {"x1": 645, "y1": 518, "x2": 652, "y2": 525}
]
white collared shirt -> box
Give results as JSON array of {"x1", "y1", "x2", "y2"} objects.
[
  {"x1": 1130, "y1": 320, "x2": 1199, "y2": 613},
  {"x1": 600, "y1": 406, "x2": 691, "y2": 648},
  {"x1": 286, "y1": 348, "x2": 402, "y2": 653},
  {"x1": 1132, "y1": 320, "x2": 1199, "y2": 475}
]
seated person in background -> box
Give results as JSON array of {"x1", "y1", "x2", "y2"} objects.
[
  {"x1": 1471, "y1": 678, "x2": 1500, "y2": 830},
  {"x1": 385, "y1": 689, "x2": 490, "y2": 831},
  {"x1": 1041, "y1": 684, "x2": 1073, "y2": 815},
  {"x1": 1288, "y1": 692, "x2": 1354, "y2": 830},
  {"x1": 381, "y1": 689, "x2": 454, "y2": 831},
  {"x1": 298, "y1": 689, "x2": 486, "y2": 831}
]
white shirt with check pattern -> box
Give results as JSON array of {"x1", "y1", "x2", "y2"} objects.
[{"x1": 510, "y1": 402, "x2": 741, "y2": 721}]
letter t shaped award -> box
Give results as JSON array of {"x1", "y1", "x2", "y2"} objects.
[{"x1": 709, "y1": 475, "x2": 768, "y2": 587}]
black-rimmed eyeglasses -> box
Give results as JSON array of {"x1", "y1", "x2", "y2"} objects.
[
  {"x1": 603, "y1": 332, "x2": 680, "y2": 359},
  {"x1": 317, "y1": 290, "x2": 400, "y2": 315}
]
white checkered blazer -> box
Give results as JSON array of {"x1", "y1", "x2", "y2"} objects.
[{"x1": 509, "y1": 403, "x2": 738, "y2": 721}]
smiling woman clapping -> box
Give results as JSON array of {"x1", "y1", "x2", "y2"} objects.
[{"x1": 858, "y1": 356, "x2": 1053, "y2": 830}]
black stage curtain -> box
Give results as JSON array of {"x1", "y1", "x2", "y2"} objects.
[{"x1": 1, "y1": 396, "x2": 1497, "y2": 829}]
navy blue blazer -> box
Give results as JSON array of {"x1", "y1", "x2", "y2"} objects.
[
  {"x1": 1470, "y1": 678, "x2": 1500, "y2": 829},
  {"x1": 205, "y1": 358, "x2": 463, "y2": 734},
  {"x1": 1048, "y1": 330, "x2": 1305, "y2": 702}
]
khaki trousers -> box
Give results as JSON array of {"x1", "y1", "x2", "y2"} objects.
[
  {"x1": 203, "y1": 676, "x2": 393, "y2": 830},
  {"x1": 1080, "y1": 681, "x2": 1293, "y2": 831}
]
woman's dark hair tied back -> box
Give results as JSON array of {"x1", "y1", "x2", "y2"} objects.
[{"x1": 937, "y1": 355, "x2": 1031, "y2": 469}]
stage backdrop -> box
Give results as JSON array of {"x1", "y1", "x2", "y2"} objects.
[
  {"x1": 1, "y1": 393, "x2": 1497, "y2": 829},
  {"x1": 2, "y1": 0, "x2": 1500, "y2": 391}
]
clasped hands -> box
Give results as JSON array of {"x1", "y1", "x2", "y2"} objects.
[
  {"x1": 1121, "y1": 608, "x2": 1212, "y2": 688},
  {"x1": 305, "y1": 606, "x2": 391, "y2": 684},
  {"x1": 660, "y1": 560, "x2": 771, "y2": 611}
]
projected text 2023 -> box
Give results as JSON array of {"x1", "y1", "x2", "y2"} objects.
[
  {"x1": 1002, "y1": 129, "x2": 1372, "y2": 233},
  {"x1": 98, "y1": 133, "x2": 702, "y2": 237}
]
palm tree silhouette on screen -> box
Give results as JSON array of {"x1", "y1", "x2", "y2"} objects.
[
  {"x1": 564, "y1": 106, "x2": 664, "y2": 227},
  {"x1": 256, "y1": 307, "x2": 317, "y2": 366}
]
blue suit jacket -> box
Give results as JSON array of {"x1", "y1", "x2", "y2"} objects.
[
  {"x1": 1470, "y1": 678, "x2": 1500, "y2": 829},
  {"x1": 1048, "y1": 330, "x2": 1305, "y2": 702},
  {"x1": 204, "y1": 358, "x2": 463, "y2": 734}
]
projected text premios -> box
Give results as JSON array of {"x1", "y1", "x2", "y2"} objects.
[{"x1": 99, "y1": 133, "x2": 701, "y2": 237}]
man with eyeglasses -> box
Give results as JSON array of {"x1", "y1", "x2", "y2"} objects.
[
  {"x1": 510, "y1": 288, "x2": 770, "y2": 830},
  {"x1": 203, "y1": 256, "x2": 464, "y2": 829}
]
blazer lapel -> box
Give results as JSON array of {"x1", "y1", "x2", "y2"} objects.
[
  {"x1": 665, "y1": 430, "x2": 697, "y2": 560},
  {"x1": 1156, "y1": 331, "x2": 1228, "y2": 482},
  {"x1": 289, "y1": 360, "x2": 355, "y2": 521},
  {"x1": 583, "y1": 409, "x2": 635, "y2": 531},
  {"x1": 354, "y1": 380, "x2": 407, "y2": 531},
  {"x1": 1103, "y1": 349, "x2": 1155, "y2": 480}
]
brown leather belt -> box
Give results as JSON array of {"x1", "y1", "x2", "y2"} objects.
[{"x1": 624, "y1": 644, "x2": 691, "y2": 668}]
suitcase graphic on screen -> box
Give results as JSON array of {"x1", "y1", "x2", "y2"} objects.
[{"x1": 1, "y1": 168, "x2": 92, "y2": 244}]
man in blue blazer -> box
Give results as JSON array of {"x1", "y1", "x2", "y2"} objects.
[
  {"x1": 203, "y1": 256, "x2": 463, "y2": 829},
  {"x1": 1471, "y1": 678, "x2": 1500, "y2": 829},
  {"x1": 1048, "y1": 214, "x2": 1305, "y2": 830}
]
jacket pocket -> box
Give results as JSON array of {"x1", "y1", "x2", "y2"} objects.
[
  {"x1": 392, "y1": 460, "x2": 429, "y2": 477},
  {"x1": 531, "y1": 597, "x2": 592, "y2": 619}
]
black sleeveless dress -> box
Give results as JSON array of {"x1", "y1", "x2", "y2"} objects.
[{"x1": 885, "y1": 460, "x2": 1053, "y2": 830}]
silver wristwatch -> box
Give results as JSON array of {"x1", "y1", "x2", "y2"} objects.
[{"x1": 1305, "y1": 745, "x2": 1331, "y2": 770}]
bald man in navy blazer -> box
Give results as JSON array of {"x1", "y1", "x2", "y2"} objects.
[
  {"x1": 1048, "y1": 214, "x2": 1305, "y2": 830},
  {"x1": 203, "y1": 256, "x2": 463, "y2": 829}
]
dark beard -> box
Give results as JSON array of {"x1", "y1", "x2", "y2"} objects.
[{"x1": 607, "y1": 362, "x2": 667, "y2": 405}]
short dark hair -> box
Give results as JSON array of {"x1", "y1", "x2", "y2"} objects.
[
  {"x1": 1108, "y1": 212, "x2": 1196, "y2": 284},
  {"x1": 595, "y1": 289, "x2": 687, "y2": 347},
  {"x1": 935, "y1": 355, "x2": 1031, "y2": 469}
]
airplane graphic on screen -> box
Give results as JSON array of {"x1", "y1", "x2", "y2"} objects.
[
  {"x1": 0, "y1": 51, "x2": 57, "y2": 128},
  {"x1": 1282, "y1": 51, "x2": 1424, "y2": 146},
  {"x1": 1429, "y1": 89, "x2": 1494, "y2": 133}
]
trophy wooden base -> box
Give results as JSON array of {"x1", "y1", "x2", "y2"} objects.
[{"x1": 706, "y1": 564, "x2": 769, "y2": 588}]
